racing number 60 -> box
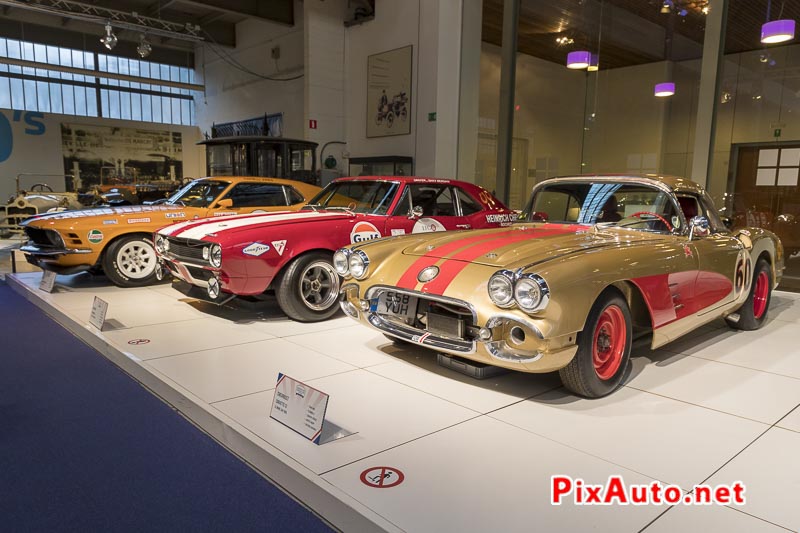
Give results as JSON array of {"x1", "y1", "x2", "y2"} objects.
[{"x1": 734, "y1": 251, "x2": 751, "y2": 296}]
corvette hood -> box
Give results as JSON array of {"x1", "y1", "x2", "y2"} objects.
[
  {"x1": 400, "y1": 223, "x2": 660, "y2": 268},
  {"x1": 159, "y1": 210, "x2": 349, "y2": 239},
  {"x1": 23, "y1": 204, "x2": 188, "y2": 225}
]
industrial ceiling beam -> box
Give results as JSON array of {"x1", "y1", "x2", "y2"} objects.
[{"x1": 174, "y1": 0, "x2": 294, "y2": 25}]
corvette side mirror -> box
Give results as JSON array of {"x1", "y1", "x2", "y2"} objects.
[
  {"x1": 688, "y1": 216, "x2": 710, "y2": 240},
  {"x1": 216, "y1": 198, "x2": 233, "y2": 209},
  {"x1": 408, "y1": 205, "x2": 423, "y2": 219}
]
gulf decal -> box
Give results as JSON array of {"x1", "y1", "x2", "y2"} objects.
[
  {"x1": 421, "y1": 229, "x2": 568, "y2": 294},
  {"x1": 351, "y1": 221, "x2": 381, "y2": 243},
  {"x1": 412, "y1": 218, "x2": 446, "y2": 233}
]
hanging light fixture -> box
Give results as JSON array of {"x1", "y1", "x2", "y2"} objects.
[
  {"x1": 137, "y1": 35, "x2": 152, "y2": 58},
  {"x1": 654, "y1": 82, "x2": 676, "y2": 97},
  {"x1": 567, "y1": 51, "x2": 592, "y2": 69},
  {"x1": 761, "y1": 19, "x2": 796, "y2": 44},
  {"x1": 587, "y1": 53, "x2": 599, "y2": 72},
  {"x1": 100, "y1": 23, "x2": 118, "y2": 50}
]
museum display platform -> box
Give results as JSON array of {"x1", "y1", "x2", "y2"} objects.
[{"x1": 7, "y1": 272, "x2": 800, "y2": 532}]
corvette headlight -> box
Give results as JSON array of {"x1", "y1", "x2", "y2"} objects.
[
  {"x1": 488, "y1": 270, "x2": 515, "y2": 308},
  {"x1": 333, "y1": 248, "x2": 351, "y2": 276},
  {"x1": 209, "y1": 243, "x2": 222, "y2": 268},
  {"x1": 514, "y1": 274, "x2": 550, "y2": 312},
  {"x1": 348, "y1": 250, "x2": 369, "y2": 279}
]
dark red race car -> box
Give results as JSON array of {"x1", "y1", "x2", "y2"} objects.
[{"x1": 155, "y1": 176, "x2": 515, "y2": 322}]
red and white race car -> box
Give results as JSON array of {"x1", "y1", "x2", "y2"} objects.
[{"x1": 155, "y1": 176, "x2": 515, "y2": 321}]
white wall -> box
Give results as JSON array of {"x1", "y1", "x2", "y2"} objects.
[
  {"x1": 0, "y1": 108, "x2": 202, "y2": 202},
  {"x1": 344, "y1": 0, "x2": 440, "y2": 176},
  {"x1": 194, "y1": 2, "x2": 305, "y2": 139}
]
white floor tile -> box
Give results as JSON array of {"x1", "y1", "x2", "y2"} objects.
[
  {"x1": 322, "y1": 416, "x2": 664, "y2": 533},
  {"x1": 645, "y1": 505, "x2": 789, "y2": 533},
  {"x1": 707, "y1": 428, "x2": 800, "y2": 531},
  {"x1": 145, "y1": 338, "x2": 355, "y2": 404},
  {"x1": 626, "y1": 351, "x2": 800, "y2": 424},
  {"x1": 214, "y1": 370, "x2": 477, "y2": 474},
  {"x1": 490, "y1": 387, "x2": 767, "y2": 488},
  {"x1": 102, "y1": 318, "x2": 275, "y2": 360},
  {"x1": 283, "y1": 325, "x2": 396, "y2": 367},
  {"x1": 777, "y1": 406, "x2": 800, "y2": 433},
  {"x1": 367, "y1": 346, "x2": 561, "y2": 413},
  {"x1": 662, "y1": 319, "x2": 800, "y2": 380}
]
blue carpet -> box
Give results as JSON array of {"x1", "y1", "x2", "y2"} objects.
[{"x1": 0, "y1": 282, "x2": 333, "y2": 533}]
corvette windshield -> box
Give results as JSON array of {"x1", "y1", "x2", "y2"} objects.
[
  {"x1": 166, "y1": 180, "x2": 229, "y2": 208},
  {"x1": 522, "y1": 181, "x2": 681, "y2": 233},
  {"x1": 305, "y1": 181, "x2": 399, "y2": 215}
]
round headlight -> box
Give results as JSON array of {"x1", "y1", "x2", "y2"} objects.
[
  {"x1": 514, "y1": 274, "x2": 550, "y2": 312},
  {"x1": 348, "y1": 250, "x2": 370, "y2": 279},
  {"x1": 333, "y1": 249, "x2": 351, "y2": 276},
  {"x1": 209, "y1": 243, "x2": 222, "y2": 268},
  {"x1": 488, "y1": 271, "x2": 515, "y2": 308}
]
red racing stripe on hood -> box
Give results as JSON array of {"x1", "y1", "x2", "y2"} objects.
[
  {"x1": 394, "y1": 229, "x2": 521, "y2": 289},
  {"x1": 421, "y1": 229, "x2": 566, "y2": 294}
]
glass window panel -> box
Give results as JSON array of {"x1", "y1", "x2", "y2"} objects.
[
  {"x1": 71, "y1": 50, "x2": 84, "y2": 82},
  {"x1": 23, "y1": 79, "x2": 37, "y2": 110},
  {"x1": 120, "y1": 91, "x2": 131, "y2": 119},
  {"x1": 10, "y1": 78, "x2": 24, "y2": 109},
  {"x1": 161, "y1": 96, "x2": 172, "y2": 123},
  {"x1": 6, "y1": 39, "x2": 21, "y2": 74},
  {"x1": 87, "y1": 88, "x2": 98, "y2": 116},
  {"x1": 131, "y1": 93, "x2": 142, "y2": 121},
  {"x1": 181, "y1": 99, "x2": 190, "y2": 125},
  {"x1": 108, "y1": 90, "x2": 120, "y2": 118},
  {"x1": 21, "y1": 42, "x2": 34, "y2": 76},
  {"x1": 36, "y1": 81, "x2": 50, "y2": 112},
  {"x1": 33, "y1": 43, "x2": 47, "y2": 77},
  {"x1": 62, "y1": 84, "x2": 75, "y2": 115},
  {"x1": 0, "y1": 77, "x2": 11, "y2": 108},
  {"x1": 152, "y1": 94, "x2": 162, "y2": 122},
  {"x1": 84, "y1": 52, "x2": 94, "y2": 70},
  {"x1": 100, "y1": 88, "x2": 108, "y2": 117},
  {"x1": 118, "y1": 57, "x2": 130, "y2": 87},
  {"x1": 160, "y1": 64, "x2": 169, "y2": 81},
  {"x1": 171, "y1": 98, "x2": 180, "y2": 124},
  {"x1": 59, "y1": 48, "x2": 73, "y2": 80},
  {"x1": 0, "y1": 40, "x2": 7, "y2": 73},
  {"x1": 49, "y1": 82, "x2": 62, "y2": 114},
  {"x1": 75, "y1": 86, "x2": 87, "y2": 116},
  {"x1": 141, "y1": 94, "x2": 152, "y2": 121},
  {"x1": 140, "y1": 61, "x2": 150, "y2": 78},
  {"x1": 98, "y1": 54, "x2": 107, "y2": 72}
]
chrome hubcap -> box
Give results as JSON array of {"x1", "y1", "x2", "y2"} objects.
[{"x1": 299, "y1": 261, "x2": 339, "y2": 311}]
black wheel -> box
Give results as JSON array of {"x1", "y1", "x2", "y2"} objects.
[
  {"x1": 30, "y1": 183, "x2": 54, "y2": 192},
  {"x1": 274, "y1": 252, "x2": 341, "y2": 322},
  {"x1": 101, "y1": 235, "x2": 159, "y2": 287},
  {"x1": 728, "y1": 258, "x2": 772, "y2": 331},
  {"x1": 386, "y1": 112, "x2": 394, "y2": 128},
  {"x1": 559, "y1": 290, "x2": 632, "y2": 398}
]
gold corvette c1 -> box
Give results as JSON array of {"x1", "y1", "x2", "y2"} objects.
[
  {"x1": 20, "y1": 177, "x2": 320, "y2": 287},
  {"x1": 335, "y1": 175, "x2": 784, "y2": 398}
]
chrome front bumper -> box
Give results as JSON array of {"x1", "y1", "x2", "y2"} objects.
[{"x1": 21, "y1": 244, "x2": 93, "y2": 256}]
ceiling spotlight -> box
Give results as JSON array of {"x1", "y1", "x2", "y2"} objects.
[
  {"x1": 721, "y1": 91, "x2": 733, "y2": 104},
  {"x1": 702, "y1": 5, "x2": 710, "y2": 15},
  {"x1": 137, "y1": 35, "x2": 152, "y2": 58},
  {"x1": 100, "y1": 23, "x2": 117, "y2": 50},
  {"x1": 556, "y1": 36, "x2": 574, "y2": 46}
]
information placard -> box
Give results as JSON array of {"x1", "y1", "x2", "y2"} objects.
[
  {"x1": 89, "y1": 296, "x2": 109, "y2": 330},
  {"x1": 270, "y1": 373, "x2": 330, "y2": 444},
  {"x1": 39, "y1": 271, "x2": 56, "y2": 293}
]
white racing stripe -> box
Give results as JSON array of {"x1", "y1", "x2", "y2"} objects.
[{"x1": 161, "y1": 211, "x2": 344, "y2": 240}]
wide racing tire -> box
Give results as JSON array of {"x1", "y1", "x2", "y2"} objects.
[
  {"x1": 728, "y1": 258, "x2": 772, "y2": 331},
  {"x1": 274, "y1": 252, "x2": 341, "y2": 322},
  {"x1": 101, "y1": 235, "x2": 159, "y2": 288},
  {"x1": 559, "y1": 289, "x2": 632, "y2": 398}
]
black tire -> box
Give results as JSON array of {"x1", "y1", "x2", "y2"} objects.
[
  {"x1": 387, "y1": 112, "x2": 394, "y2": 128},
  {"x1": 101, "y1": 235, "x2": 159, "y2": 288},
  {"x1": 728, "y1": 258, "x2": 772, "y2": 331},
  {"x1": 274, "y1": 252, "x2": 341, "y2": 322},
  {"x1": 559, "y1": 290, "x2": 632, "y2": 398}
]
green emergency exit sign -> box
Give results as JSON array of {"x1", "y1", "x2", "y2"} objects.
[{"x1": 428, "y1": 112, "x2": 436, "y2": 122}]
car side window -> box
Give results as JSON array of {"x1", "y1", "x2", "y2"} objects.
[
  {"x1": 391, "y1": 187, "x2": 412, "y2": 216},
  {"x1": 456, "y1": 188, "x2": 482, "y2": 216},
  {"x1": 284, "y1": 186, "x2": 305, "y2": 205},
  {"x1": 406, "y1": 185, "x2": 455, "y2": 217},
  {"x1": 224, "y1": 183, "x2": 287, "y2": 208}
]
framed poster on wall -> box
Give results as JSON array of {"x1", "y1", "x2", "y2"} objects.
[{"x1": 367, "y1": 45, "x2": 412, "y2": 138}]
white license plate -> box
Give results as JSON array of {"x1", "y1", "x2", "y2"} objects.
[{"x1": 375, "y1": 291, "x2": 418, "y2": 320}]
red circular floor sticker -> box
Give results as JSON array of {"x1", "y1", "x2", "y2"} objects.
[
  {"x1": 127, "y1": 338, "x2": 151, "y2": 345},
  {"x1": 360, "y1": 467, "x2": 404, "y2": 488}
]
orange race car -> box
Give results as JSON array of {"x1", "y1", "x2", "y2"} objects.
[{"x1": 20, "y1": 176, "x2": 320, "y2": 287}]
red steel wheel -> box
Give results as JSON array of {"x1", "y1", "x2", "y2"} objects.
[
  {"x1": 592, "y1": 305, "x2": 627, "y2": 380},
  {"x1": 752, "y1": 270, "x2": 769, "y2": 320}
]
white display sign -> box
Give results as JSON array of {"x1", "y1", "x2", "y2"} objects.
[
  {"x1": 39, "y1": 270, "x2": 56, "y2": 293},
  {"x1": 270, "y1": 373, "x2": 330, "y2": 444},
  {"x1": 89, "y1": 296, "x2": 109, "y2": 330}
]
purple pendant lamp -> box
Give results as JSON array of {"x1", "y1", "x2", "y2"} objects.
[
  {"x1": 761, "y1": 19, "x2": 796, "y2": 44},
  {"x1": 654, "y1": 82, "x2": 676, "y2": 97},
  {"x1": 566, "y1": 51, "x2": 591, "y2": 69}
]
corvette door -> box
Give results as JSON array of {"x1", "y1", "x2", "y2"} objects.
[{"x1": 383, "y1": 184, "x2": 470, "y2": 237}]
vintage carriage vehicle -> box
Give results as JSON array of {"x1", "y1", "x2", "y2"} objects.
[
  {"x1": 155, "y1": 176, "x2": 515, "y2": 322},
  {"x1": 335, "y1": 175, "x2": 784, "y2": 398},
  {"x1": 20, "y1": 177, "x2": 321, "y2": 287}
]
